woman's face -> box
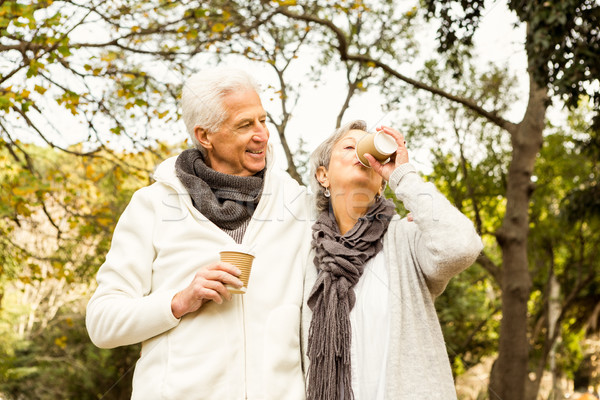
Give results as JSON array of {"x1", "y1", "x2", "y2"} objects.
[{"x1": 317, "y1": 129, "x2": 384, "y2": 204}]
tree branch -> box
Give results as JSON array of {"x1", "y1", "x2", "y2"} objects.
[
  {"x1": 477, "y1": 251, "x2": 502, "y2": 286},
  {"x1": 458, "y1": 305, "x2": 501, "y2": 354},
  {"x1": 11, "y1": 105, "x2": 101, "y2": 157},
  {"x1": 454, "y1": 116, "x2": 484, "y2": 233},
  {"x1": 0, "y1": 121, "x2": 37, "y2": 172},
  {"x1": 275, "y1": 7, "x2": 518, "y2": 133},
  {"x1": 268, "y1": 59, "x2": 303, "y2": 184}
]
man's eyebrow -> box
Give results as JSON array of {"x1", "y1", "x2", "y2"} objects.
[
  {"x1": 235, "y1": 117, "x2": 253, "y2": 126},
  {"x1": 236, "y1": 114, "x2": 267, "y2": 126}
]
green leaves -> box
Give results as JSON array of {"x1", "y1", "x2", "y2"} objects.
[{"x1": 55, "y1": 91, "x2": 82, "y2": 115}]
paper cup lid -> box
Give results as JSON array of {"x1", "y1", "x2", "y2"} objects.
[{"x1": 374, "y1": 132, "x2": 397, "y2": 155}]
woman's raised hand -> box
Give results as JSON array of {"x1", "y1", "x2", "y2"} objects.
[{"x1": 364, "y1": 126, "x2": 409, "y2": 181}]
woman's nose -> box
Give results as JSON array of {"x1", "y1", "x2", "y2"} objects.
[{"x1": 345, "y1": 149, "x2": 359, "y2": 162}]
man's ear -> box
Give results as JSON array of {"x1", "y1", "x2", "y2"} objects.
[
  {"x1": 194, "y1": 126, "x2": 212, "y2": 150},
  {"x1": 316, "y1": 166, "x2": 329, "y2": 188}
]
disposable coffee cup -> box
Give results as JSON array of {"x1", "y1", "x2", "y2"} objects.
[
  {"x1": 356, "y1": 131, "x2": 397, "y2": 167},
  {"x1": 220, "y1": 246, "x2": 255, "y2": 294}
]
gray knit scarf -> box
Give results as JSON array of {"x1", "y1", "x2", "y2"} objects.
[
  {"x1": 307, "y1": 196, "x2": 396, "y2": 400},
  {"x1": 175, "y1": 149, "x2": 264, "y2": 230}
]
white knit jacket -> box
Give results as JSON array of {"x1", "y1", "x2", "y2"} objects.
[{"x1": 87, "y1": 145, "x2": 314, "y2": 400}]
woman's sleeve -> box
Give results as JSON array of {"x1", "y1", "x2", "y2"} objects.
[
  {"x1": 85, "y1": 187, "x2": 180, "y2": 348},
  {"x1": 388, "y1": 163, "x2": 483, "y2": 297}
]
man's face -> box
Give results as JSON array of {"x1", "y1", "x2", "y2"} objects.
[{"x1": 199, "y1": 89, "x2": 269, "y2": 176}]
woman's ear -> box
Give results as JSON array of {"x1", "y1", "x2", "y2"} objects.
[
  {"x1": 316, "y1": 166, "x2": 329, "y2": 188},
  {"x1": 194, "y1": 126, "x2": 212, "y2": 150}
]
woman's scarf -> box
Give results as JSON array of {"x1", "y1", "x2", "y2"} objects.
[
  {"x1": 307, "y1": 196, "x2": 396, "y2": 400},
  {"x1": 175, "y1": 149, "x2": 264, "y2": 230}
]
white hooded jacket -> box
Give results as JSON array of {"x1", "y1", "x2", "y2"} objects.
[{"x1": 86, "y1": 146, "x2": 313, "y2": 400}]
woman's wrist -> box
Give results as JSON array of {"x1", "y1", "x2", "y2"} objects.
[{"x1": 388, "y1": 163, "x2": 417, "y2": 190}]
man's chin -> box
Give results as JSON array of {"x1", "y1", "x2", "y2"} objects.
[
  {"x1": 242, "y1": 161, "x2": 266, "y2": 176},
  {"x1": 251, "y1": 163, "x2": 266, "y2": 174}
]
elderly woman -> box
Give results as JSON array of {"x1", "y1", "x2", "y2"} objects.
[{"x1": 302, "y1": 120, "x2": 483, "y2": 400}]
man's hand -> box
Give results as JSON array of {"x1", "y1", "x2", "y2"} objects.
[
  {"x1": 171, "y1": 262, "x2": 243, "y2": 319},
  {"x1": 364, "y1": 125, "x2": 409, "y2": 181}
]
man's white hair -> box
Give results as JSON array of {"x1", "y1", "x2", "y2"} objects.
[{"x1": 181, "y1": 67, "x2": 260, "y2": 149}]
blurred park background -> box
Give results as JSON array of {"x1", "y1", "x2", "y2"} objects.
[{"x1": 1, "y1": 1, "x2": 599, "y2": 399}]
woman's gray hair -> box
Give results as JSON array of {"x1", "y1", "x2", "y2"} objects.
[
  {"x1": 309, "y1": 120, "x2": 368, "y2": 213},
  {"x1": 181, "y1": 68, "x2": 260, "y2": 149}
]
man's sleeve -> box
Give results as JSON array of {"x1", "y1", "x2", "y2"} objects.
[{"x1": 86, "y1": 187, "x2": 180, "y2": 348}]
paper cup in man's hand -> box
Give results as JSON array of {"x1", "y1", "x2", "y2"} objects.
[
  {"x1": 220, "y1": 248, "x2": 255, "y2": 294},
  {"x1": 356, "y1": 131, "x2": 397, "y2": 167}
]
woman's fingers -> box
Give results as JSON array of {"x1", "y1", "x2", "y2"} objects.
[
  {"x1": 365, "y1": 153, "x2": 394, "y2": 181},
  {"x1": 377, "y1": 125, "x2": 405, "y2": 147},
  {"x1": 364, "y1": 153, "x2": 384, "y2": 174},
  {"x1": 377, "y1": 125, "x2": 409, "y2": 165}
]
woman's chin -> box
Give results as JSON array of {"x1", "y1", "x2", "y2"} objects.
[
  {"x1": 350, "y1": 169, "x2": 382, "y2": 186},
  {"x1": 343, "y1": 187, "x2": 379, "y2": 203}
]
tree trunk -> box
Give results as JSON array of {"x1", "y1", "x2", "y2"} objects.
[
  {"x1": 548, "y1": 273, "x2": 562, "y2": 400},
  {"x1": 278, "y1": 131, "x2": 304, "y2": 185},
  {"x1": 489, "y1": 71, "x2": 547, "y2": 400},
  {"x1": 526, "y1": 271, "x2": 563, "y2": 400}
]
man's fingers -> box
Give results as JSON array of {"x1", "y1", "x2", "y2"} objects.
[
  {"x1": 206, "y1": 261, "x2": 241, "y2": 277},
  {"x1": 197, "y1": 278, "x2": 237, "y2": 302},
  {"x1": 203, "y1": 279, "x2": 233, "y2": 302},
  {"x1": 191, "y1": 261, "x2": 245, "y2": 305},
  {"x1": 201, "y1": 287, "x2": 225, "y2": 304},
  {"x1": 203, "y1": 270, "x2": 243, "y2": 288}
]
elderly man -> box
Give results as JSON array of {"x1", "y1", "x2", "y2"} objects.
[{"x1": 86, "y1": 68, "x2": 312, "y2": 399}]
